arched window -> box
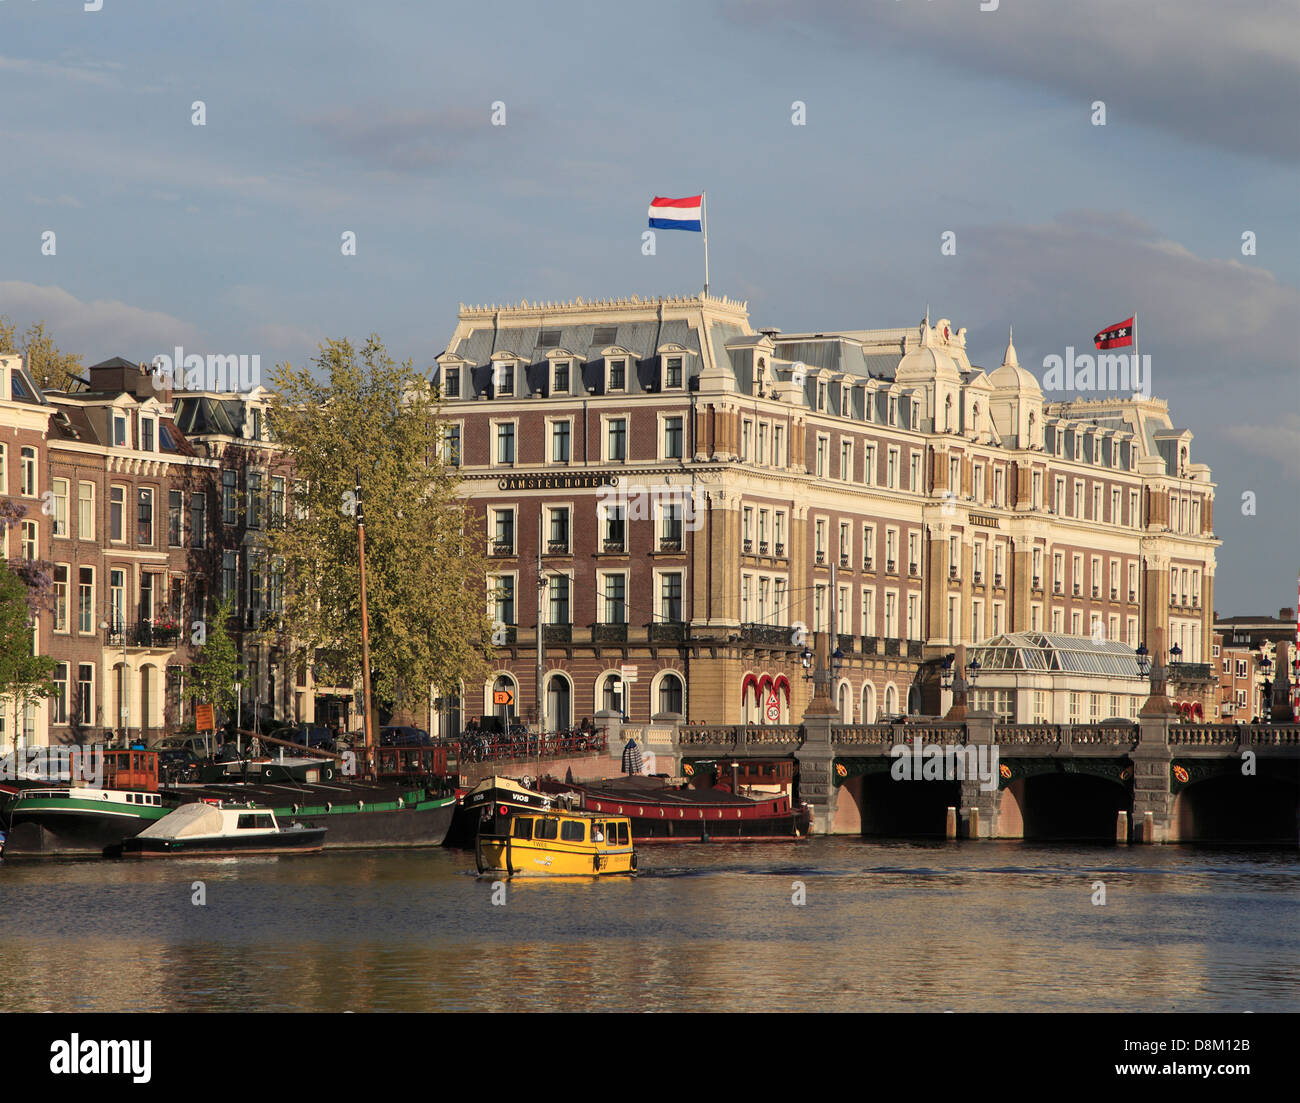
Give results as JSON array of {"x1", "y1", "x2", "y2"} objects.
[
  {"x1": 884, "y1": 683, "x2": 898, "y2": 717},
  {"x1": 492, "y1": 674, "x2": 517, "y2": 725},
  {"x1": 599, "y1": 672, "x2": 625, "y2": 716},
  {"x1": 837, "y1": 681, "x2": 851, "y2": 723},
  {"x1": 546, "y1": 673, "x2": 571, "y2": 733},
  {"x1": 861, "y1": 682, "x2": 876, "y2": 724},
  {"x1": 657, "y1": 672, "x2": 684, "y2": 717}
]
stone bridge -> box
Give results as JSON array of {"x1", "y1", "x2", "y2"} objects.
[{"x1": 656, "y1": 716, "x2": 1300, "y2": 843}]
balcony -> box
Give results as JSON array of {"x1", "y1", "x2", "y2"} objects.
[
  {"x1": 591, "y1": 622, "x2": 628, "y2": 644},
  {"x1": 741, "y1": 622, "x2": 794, "y2": 647},
  {"x1": 949, "y1": 566, "x2": 958, "y2": 580},
  {"x1": 974, "y1": 571, "x2": 983, "y2": 585},
  {"x1": 860, "y1": 635, "x2": 878, "y2": 655},
  {"x1": 907, "y1": 640, "x2": 923, "y2": 659},
  {"x1": 647, "y1": 621, "x2": 686, "y2": 643},
  {"x1": 840, "y1": 554, "x2": 851, "y2": 568},
  {"x1": 1073, "y1": 584, "x2": 1081, "y2": 597},
  {"x1": 836, "y1": 634, "x2": 855, "y2": 655},
  {"x1": 546, "y1": 541, "x2": 571, "y2": 556},
  {"x1": 886, "y1": 559, "x2": 896, "y2": 574},
  {"x1": 1169, "y1": 662, "x2": 1215, "y2": 684},
  {"x1": 105, "y1": 621, "x2": 182, "y2": 649},
  {"x1": 909, "y1": 563, "x2": 919, "y2": 577},
  {"x1": 743, "y1": 539, "x2": 754, "y2": 554},
  {"x1": 1092, "y1": 585, "x2": 1100, "y2": 598},
  {"x1": 759, "y1": 541, "x2": 769, "y2": 555},
  {"x1": 1110, "y1": 588, "x2": 1118, "y2": 601},
  {"x1": 775, "y1": 542, "x2": 786, "y2": 557},
  {"x1": 816, "y1": 550, "x2": 825, "y2": 565},
  {"x1": 1129, "y1": 590, "x2": 1137, "y2": 602},
  {"x1": 659, "y1": 537, "x2": 682, "y2": 553},
  {"x1": 1032, "y1": 576, "x2": 1041, "y2": 590},
  {"x1": 543, "y1": 623, "x2": 572, "y2": 644},
  {"x1": 490, "y1": 540, "x2": 515, "y2": 557},
  {"x1": 602, "y1": 539, "x2": 625, "y2": 554},
  {"x1": 494, "y1": 625, "x2": 518, "y2": 645},
  {"x1": 1054, "y1": 581, "x2": 1062, "y2": 594},
  {"x1": 994, "y1": 574, "x2": 1003, "y2": 588},
  {"x1": 864, "y1": 558, "x2": 873, "y2": 571},
  {"x1": 884, "y1": 638, "x2": 901, "y2": 657}
]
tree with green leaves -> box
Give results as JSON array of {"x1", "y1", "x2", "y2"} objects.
[
  {"x1": 0, "y1": 317, "x2": 83, "y2": 391},
  {"x1": 186, "y1": 595, "x2": 241, "y2": 736},
  {"x1": 266, "y1": 336, "x2": 493, "y2": 725},
  {"x1": 0, "y1": 560, "x2": 56, "y2": 753}
]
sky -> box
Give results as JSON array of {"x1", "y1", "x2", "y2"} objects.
[{"x1": 1, "y1": 0, "x2": 1297, "y2": 616}]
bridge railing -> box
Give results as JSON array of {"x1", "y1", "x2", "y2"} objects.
[
  {"x1": 1169, "y1": 724, "x2": 1241, "y2": 747},
  {"x1": 995, "y1": 724, "x2": 1062, "y2": 746}
]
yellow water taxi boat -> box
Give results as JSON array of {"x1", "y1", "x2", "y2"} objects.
[{"x1": 472, "y1": 778, "x2": 635, "y2": 876}]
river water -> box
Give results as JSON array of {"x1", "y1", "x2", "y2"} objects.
[{"x1": 2, "y1": 840, "x2": 1296, "y2": 1013}]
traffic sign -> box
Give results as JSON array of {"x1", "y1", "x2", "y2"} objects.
[
  {"x1": 195, "y1": 703, "x2": 215, "y2": 731},
  {"x1": 493, "y1": 688, "x2": 515, "y2": 706},
  {"x1": 765, "y1": 691, "x2": 780, "y2": 723},
  {"x1": 620, "y1": 664, "x2": 639, "y2": 682}
]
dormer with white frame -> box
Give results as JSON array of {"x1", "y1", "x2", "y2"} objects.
[
  {"x1": 436, "y1": 352, "x2": 471, "y2": 402},
  {"x1": 600, "y1": 345, "x2": 634, "y2": 395},
  {"x1": 543, "y1": 348, "x2": 579, "y2": 397},
  {"x1": 656, "y1": 342, "x2": 694, "y2": 393},
  {"x1": 489, "y1": 351, "x2": 525, "y2": 399}
]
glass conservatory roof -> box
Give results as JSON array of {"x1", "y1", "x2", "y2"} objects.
[{"x1": 969, "y1": 632, "x2": 1143, "y2": 678}]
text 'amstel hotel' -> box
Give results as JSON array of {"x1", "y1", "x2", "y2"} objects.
[{"x1": 436, "y1": 293, "x2": 1218, "y2": 730}]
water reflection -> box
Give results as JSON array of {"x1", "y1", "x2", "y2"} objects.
[{"x1": 0, "y1": 840, "x2": 1296, "y2": 1011}]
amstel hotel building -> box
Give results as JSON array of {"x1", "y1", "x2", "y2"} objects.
[{"x1": 437, "y1": 293, "x2": 1219, "y2": 729}]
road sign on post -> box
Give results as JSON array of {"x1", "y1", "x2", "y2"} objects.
[
  {"x1": 620, "y1": 664, "x2": 638, "y2": 682},
  {"x1": 493, "y1": 688, "x2": 515, "y2": 707},
  {"x1": 195, "y1": 703, "x2": 215, "y2": 731}
]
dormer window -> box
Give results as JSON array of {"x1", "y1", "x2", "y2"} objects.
[
  {"x1": 113, "y1": 413, "x2": 128, "y2": 447},
  {"x1": 443, "y1": 367, "x2": 460, "y2": 400},
  {"x1": 888, "y1": 396, "x2": 898, "y2": 426},
  {"x1": 497, "y1": 368, "x2": 514, "y2": 397},
  {"x1": 664, "y1": 357, "x2": 683, "y2": 389},
  {"x1": 250, "y1": 408, "x2": 262, "y2": 442},
  {"x1": 607, "y1": 359, "x2": 626, "y2": 392},
  {"x1": 140, "y1": 417, "x2": 155, "y2": 452},
  {"x1": 552, "y1": 360, "x2": 570, "y2": 395},
  {"x1": 817, "y1": 381, "x2": 827, "y2": 412}
]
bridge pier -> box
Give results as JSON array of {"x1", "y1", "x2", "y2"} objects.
[
  {"x1": 1132, "y1": 715, "x2": 1174, "y2": 843},
  {"x1": 795, "y1": 712, "x2": 837, "y2": 835},
  {"x1": 958, "y1": 712, "x2": 1000, "y2": 838}
]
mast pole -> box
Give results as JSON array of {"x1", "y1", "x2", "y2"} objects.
[
  {"x1": 356, "y1": 467, "x2": 375, "y2": 779},
  {"x1": 536, "y1": 505, "x2": 546, "y2": 738},
  {"x1": 701, "y1": 191, "x2": 710, "y2": 297}
]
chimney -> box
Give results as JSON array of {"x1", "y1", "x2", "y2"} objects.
[{"x1": 1281, "y1": 607, "x2": 1295, "y2": 622}]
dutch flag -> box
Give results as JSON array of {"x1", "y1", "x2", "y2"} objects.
[{"x1": 648, "y1": 194, "x2": 702, "y2": 232}]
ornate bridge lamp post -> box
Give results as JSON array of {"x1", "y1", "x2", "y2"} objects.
[
  {"x1": 800, "y1": 646, "x2": 814, "y2": 681},
  {"x1": 1258, "y1": 652, "x2": 1273, "y2": 725},
  {"x1": 943, "y1": 647, "x2": 979, "y2": 720},
  {"x1": 1137, "y1": 640, "x2": 1178, "y2": 717}
]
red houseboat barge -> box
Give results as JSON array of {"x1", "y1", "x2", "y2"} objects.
[{"x1": 538, "y1": 761, "x2": 809, "y2": 842}]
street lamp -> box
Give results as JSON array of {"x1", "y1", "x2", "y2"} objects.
[
  {"x1": 966, "y1": 658, "x2": 980, "y2": 687},
  {"x1": 1258, "y1": 652, "x2": 1273, "y2": 723},
  {"x1": 940, "y1": 653, "x2": 956, "y2": 690},
  {"x1": 1136, "y1": 643, "x2": 1150, "y2": 678},
  {"x1": 800, "y1": 646, "x2": 814, "y2": 680},
  {"x1": 1169, "y1": 643, "x2": 1183, "y2": 669}
]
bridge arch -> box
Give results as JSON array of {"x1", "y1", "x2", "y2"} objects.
[
  {"x1": 1171, "y1": 769, "x2": 1300, "y2": 843},
  {"x1": 998, "y1": 766, "x2": 1130, "y2": 841}
]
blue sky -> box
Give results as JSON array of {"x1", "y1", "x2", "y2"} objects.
[{"x1": 1, "y1": 0, "x2": 1297, "y2": 615}]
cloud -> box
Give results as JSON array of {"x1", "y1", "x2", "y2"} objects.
[
  {"x1": 0, "y1": 55, "x2": 123, "y2": 88},
  {"x1": 1220, "y1": 413, "x2": 1300, "y2": 482},
  {"x1": 0, "y1": 282, "x2": 202, "y2": 363},
  {"x1": 302, "y1": 103, "x2": 492, "y2": 174},
  {"x1": 721, "y1": 0, "x2": 1300, "y2": 162}
]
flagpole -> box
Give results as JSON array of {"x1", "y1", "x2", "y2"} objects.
[
  {"x1": 1132, "y1": 309, "x2": 1140, "y2": 396},
  {"x1": 701, "y1": 191, "x2": 709, "y2": 298}
]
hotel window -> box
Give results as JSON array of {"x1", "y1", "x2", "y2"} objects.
[
  {"x1": 246, "y1": 471, "x2": 262, "y2": 530},
  {"x1": 1053, "y1": 552, "x2": 1064, "y2": 592},
  {"x1": 495, "y1": 363, "x2": 514, "y2": 397},
  {"x1": 1109, "y1": 559, "x2": 1119, "y2": 597},
  {"x1": 53, "y1": 566, "x2": 68, "y2": 632},
  {"x1": 112, "y1": 412, "x2": 128, "y2": 447},
  {"x1": 1032, "y1": 546, "x2": 1042, "y2": 584},
  {"x1": 1130, "y1": 490, "x2": 1140, "y2": 528},
  {"x1": 1073, "y1": 481, "x2": 1084, "y2": 518},
  {"x1": 974, "y1": 542, "x2": 985, "y2": 582},
  {"x1": 974, "y1": 464, "x2": 985, "y2": 503},
  {"x1": 661, "y1": 503, "x2": 683, "y2": 548},
  {"x1": 77, "y1": 664, "x2": 93, "y2": 725},
  {"x1": 815, "y1": 519, "x2": 827, "y2": 559},
  {"x1": 1072, "y1": 554, "x2": 1082, "y2": 592},
  {"x1": 443, "y1": 424, "x2": 461, "y2": 466},
  {"x1": 888, "y1": 396, "x2": 897, "y2": 426},
  {"x1": 78, "y1": 567, "x2": 94, "y2": 633},
  {"x1": 222, "y1": 470, "x2": 238, "y2": 524},
  {"x1": 910, "y1": 452, "x2": 922, "y2": 492},
  {"x1": 884, "y1": 591, "x2": 897, "y2": 638},
  {"x1": 741, "y1": 575, "x2": 752, "y2": 623},
  {"x1": 20, "y1": 447, "x2": 37, "y2": 496},
  {"x1": 21, "y1": 520, "x2": 37, "y2": 560},
  {"x1": 493, "y1": 576, "x2": 515, "y2": 626},
  {"x1": 1031, "y1": 604, "x2": 1042, "y2": 631},
  {"x1": 222, "y1": 551, "x2": 237, "y2": 602},
  {"x1": 1109, "y1": 615, "x2": 1119, "y2": 644},
  {"x1": 603, "y1": 574, "x2": 626, "y2": 624},
  {"x1": 817, "y1": 381, "x2": 828, "y2": 412},
  {"x1": 908, "y1": 532, "x2": 920, "y2": 575},
  {"x1": 51, "y1": 478, "x2": 69, "y2": 537},
  {"x1": 743, "y1": 507, "x2": 754, "y2": 545},
  {"x1": 547, "y1": 507, "x2": 570, "y2": 553},
  {"x1": 1032, "y1": 471, "x2": 1043, "y2": 509},
  {"x1": 190, "y1": 492, "x2": 207, "y2": 549},
  {"x1": 1052, "y1": 607, "x2": 1063, "y2": 633},
  {"x1": 774, "y1": 579, "x2": 787, "y2": 623},
  {"x1": 885, "y1": 528, "x2": 897, "y2": 571},
  {"x1": 492, "y1": 509, "x2": 515, "y2": 553},
  {"x1": 758, "y1": 424, "x2": 768, "y2": 465},
  {"x1": 759, "y1": 578, "x2": 771, "y2": 624},
  {"x1": 840, "y1": 440, "x2": 852, "y2": 481},
  {"x1": 606, "y1": 419, "x2": 627, "y2": 462},
  {"x1": 1127, "y1": 617, "x2": 1137, "y2": 645},
  {"x1": 863, "y1": 524, "x2": 875, "y2": 568},
  {"x1": 993, "y1": 466, "x2": 1005, "y2": 506},
  {"x1": 552, "y1": 360, "x2": 570, "y2": 395},
  {"x1": 607, "y1": 359, "x2": 626, "y2": 392},
  {"x1": 1090, "y1": 555, "x2": 1101, "y2": 596},
  {"x1": 551, "y1": 421, "x2": 571, "y2": 463},
  {"x1": 442, "y1": 366, "x2": 459, "y2": 399},
  {"x1": 774, "y1": 511, "x2": 786, "y2": 553},
  {"x1": 664, "y1": 356, "x2": 683, "y2": 389},
  {"x1": 1092, "y1": 484, "x2": 1101, "y2": 521},
  {"x1": 1053, "y1": 477, "x2": 1064, "y2": 515},
  {"x1": 496, "y1": 422, "x2": 515, "y2": 464},
  {"x1": 814, "y1": 585, "x2": 826, "y2": 631},
  {"x1": 137, "y1": 488, "x2": 154, "y2": 545},
  {"x1": 660, "y1": 572, "x2": 683, "y2": 621},
  {"x1": 109, "y1": 569, "x2": 126, "y2": 633},
  {"x1": 949, "y1": 456, "x2": 960, "y2": 492},
  {"x1": 838, "y1": 585, "x2": 850, "y2": 630},
  {"x1": 816, "y1": 436, "x2": 827, "y2": 478},
  {"x1": 0, "y1": 444, "x2": 6, "y2": 491},
  {"x1": 663, "y1": 417, "x2": 683, "y2": 460},
  {"x1": 887, "y1": 448, "x2": 899, "y2": 489},
  {"x1": 837, "y1": 522, "x2": 850, "y2": 565},
  {"x1": 603, "y1": 504, "x2": 625, "y2": 548},
  {"x1": 1071, "y1": 611, "x2": 1082, "y2": 635},
  {"x1": 741, "y1": 421, "x2": 753, "y2": 461},
  {"x1": 863, "y1": 443, "x2": 875, "y2": 485},
  {"x1": 758, "y1": 509, "x2": 769, "y2": 550},
  {"x1": 773, "y1": 425, "x2": 785, "y2": 467},
  {"x1": 862, "y1": 587, "x2": 875, "y2": 635},
  {"x1": 548, "y1": 575, "x2": 570, "y2": 625},
  {"x1": 906, "y1": 594, "x2": 919, "y2": 640},
  {"x1": 1111, "y1": 488, "x2": 1121, "y2": 524},
  {"x1": 972, "y1": 599, "x2": 984, "y2": 639},
  {"x1": 993, "y1": 543, "x2": 1004, "y2": 585}
]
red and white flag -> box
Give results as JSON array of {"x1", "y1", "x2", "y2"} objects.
[{"x1": 1094, "y1": 316, "x2": 1135, "y2": 349}]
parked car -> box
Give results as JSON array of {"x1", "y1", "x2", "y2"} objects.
[
  {"x1": 379, "y1": 725, "x2": 433, "y2": 747},
  {"x1": 266, "y1": 724, "x2": 336, "y2": 752}
]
